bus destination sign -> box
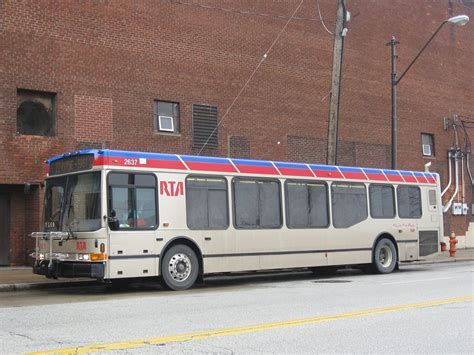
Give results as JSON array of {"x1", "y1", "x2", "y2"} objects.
[{"x1": 49, "y1": 154, "x2": 94, "y2": 176}]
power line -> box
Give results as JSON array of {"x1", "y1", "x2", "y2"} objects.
[
  {"x1": 168, "y1": 0, "x2": 318, "y2": 22},
  {"x1": 197, "y1": 0, "x2": 305, "y2": 155},
  {"x1": 316, "y1": 0, "x2": 334, "y2": 36}
]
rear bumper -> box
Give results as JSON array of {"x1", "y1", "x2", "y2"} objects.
[{"x1": 33, "y1": 260, "x2": 105, "y2": 280}]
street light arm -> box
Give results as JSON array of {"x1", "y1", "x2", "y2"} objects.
[{"x1": 396, "y1": 20, "x2": 447, "y2": 85}]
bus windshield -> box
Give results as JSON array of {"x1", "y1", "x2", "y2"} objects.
[{"x1": 44, "y1": 172, "x2": 101, "y2": 232}]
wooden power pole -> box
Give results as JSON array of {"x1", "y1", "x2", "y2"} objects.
[{"x1": 326, "y1": 0, "x2": 346, "y2": 165}]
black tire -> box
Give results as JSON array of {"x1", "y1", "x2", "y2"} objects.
[
  {"x1": 372, "y1": 238, "x2": 397, "y2": 274},
  {"x1": 161, "y1": 244, "x2": 199, "y2": 291}
]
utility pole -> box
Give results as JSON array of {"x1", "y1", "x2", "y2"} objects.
[
  {"x1": 387, "y1": 36, "x2": 399, "y2": 170},
  {"x1": 326, "y1": 0, "x2": 346, "y2": 165}
]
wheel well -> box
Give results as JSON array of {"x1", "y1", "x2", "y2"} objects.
[
  {"x1": 372, "y1": 233, "x2": 398, "y2": 263},
  {"x1": 160, "y1": 237, "x2": 203, "y2": 277}
]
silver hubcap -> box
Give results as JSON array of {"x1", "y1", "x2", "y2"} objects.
[
  {"x1": 168, "y1": 253, "x2": 191, "y2": 282},
  {"x1": 379, "y1": 246, "x2": 393, "y2": 267}
]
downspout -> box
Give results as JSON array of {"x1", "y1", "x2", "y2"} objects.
[
  {"x1": 466, "y1": 152, "x2": 474, "y2": 185},
  {"x1": 461, "y1": 153, "x2": 465, "y2": 204},
  {"x1": 441, "y1": 150, "x2": 453, "y2": 197},
  {"x1": 444, "y1": 150, "x2": 460, "y2": 213}
]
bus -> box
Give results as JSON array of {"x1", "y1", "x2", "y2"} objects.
[{"x1": 31, "y1": 149, "x2": 443, "y2": 290}]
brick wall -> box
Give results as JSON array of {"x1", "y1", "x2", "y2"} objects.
[
  {"x1": 1, "y1": 0, "x2": 473, "y2": 264},
  {"x1": 74, "y1": 95, "x2": 113, "y2": 143}
]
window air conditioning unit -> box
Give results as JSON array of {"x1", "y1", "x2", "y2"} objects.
[
  {"x1": 158, "y1": 115, "x2": 174, "y2": 132},
  {"x1": 422, "y1": 144, "x2": 432, "y2": 156}
]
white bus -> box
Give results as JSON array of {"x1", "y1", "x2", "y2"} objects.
[{"x1": 32, "y1": 149, "x2": 443, "y2": 290}]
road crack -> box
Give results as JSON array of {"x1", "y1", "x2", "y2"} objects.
[{"x1": 8, "y1": 331, "x2": 36, "y2": 342}]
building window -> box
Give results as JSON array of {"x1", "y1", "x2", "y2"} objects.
[
  {"x1": 154, "y1": 101, "x2": 179, "y2": 134},
  {"x1": 193, "y1": 104, "x2": 218, "y2": 150},
  {"x1": 186, "y1": 176, "x2": 228, "y2": 230},
  {"x1": 17, "y1": 89, "x2": 56, "y2": 136},
  {"x1": 421, "y1": 133, "x2": 434, "y2": 157}
]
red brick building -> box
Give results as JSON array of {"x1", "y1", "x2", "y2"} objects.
[{"x1": 1, "y1": 0, "x2": 473, "y2": 265}]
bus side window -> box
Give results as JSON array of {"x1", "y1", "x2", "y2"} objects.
[
  {"x1": 285, "y1": 181, "x2": 329, "y2": 228},
  {"x1": 397, "y1": 186, "x2": 422, "y2": 218},
  {"x1": 428, "y1": 189, "x2": 437, "y2": 211},
  {"x1": 186, "y1": 176, "x2": 229, "y2": 230},
  {"x1": 369, "y1": 184, "x2": 396, "y2": 219},
  {"x1": 331, "y1": 182, "x2": 368, "y2": 228},
  {"x1": 233, "y1": 178, "x2": 282, "y2": 229},
  {"x1": 108, "y1": 172, "x2": 158, "y2": 230}
]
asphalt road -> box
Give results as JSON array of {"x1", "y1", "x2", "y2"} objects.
[{"x1": 0, "y1": 262, "x2": 473, "y2": 354}]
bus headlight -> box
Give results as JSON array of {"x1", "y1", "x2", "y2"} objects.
[
  {"x1": 77, "y1": 253, "x2": 90, "y2": 261},
  {"x1": 76, "y1": 253, "x2": 107, "y2": 261}
]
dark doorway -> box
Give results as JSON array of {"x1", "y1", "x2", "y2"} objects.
[{"x1": 0, "y1": 194, "x2": 10, "y2": 265}]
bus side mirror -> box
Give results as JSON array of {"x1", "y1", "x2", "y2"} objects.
[{"x1": 108, "y1": 210, "x2": 120, "y2": 231}]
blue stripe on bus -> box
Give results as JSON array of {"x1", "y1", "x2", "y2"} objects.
[
  {"x1": 274, "y1": 162, "x2": 309, "y2": 170},
  {"x1": 180, "y1": 155, "x2": 231, "y2": 165},
  {"x1": 232, "y1": 159, "x2": 274, "y2": 167}
]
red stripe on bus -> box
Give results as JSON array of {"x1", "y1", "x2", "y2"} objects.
[
  {"x1": 94, "y1": 157, "x2": 187, "y2": 170},
  {"x1": 185, "y1": 162, "x2": 237, "y2": 173},
  {"x1": 415, "y1": 175, "x2": 429, "y2": 184},
  {"x1": 312, "y1": 170, "x2": 344, "y2": 179},
  {"x1": 341, "y1": 172, "x2": 367, "y2": 180},
  {"x1": 277, "y1": 167, "x2": 313, "y2": 177},
  {"x1": 384, "y1": 174, "x2": 404, "y2": 182},
  {"x1": 402, "y1": 175, "x2": 417, "y2": 183},
  {"x1": 236, "y1": 165, "x2": 279, "y2": 175},
  {"x1": 365, "y1": 173, "x2": 387, "y2": 181}
]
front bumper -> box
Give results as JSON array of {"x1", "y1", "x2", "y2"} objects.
[{"x1": 33, "y1": 260, "x2": 105, "y2": 280}]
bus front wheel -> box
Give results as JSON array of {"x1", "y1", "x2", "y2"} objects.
[
  {"x1": 161, "y1": 244, "x2": 199, "y2": 291},
  {"x1": 372, "y1": 238, "x2": 397, "y2": 274}
]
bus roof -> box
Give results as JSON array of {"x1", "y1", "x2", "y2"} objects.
[{"x1": 46, "y1": 149, "x2": 438, "y2": 185}]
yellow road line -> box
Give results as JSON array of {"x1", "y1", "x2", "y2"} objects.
[{"x1": 29, "y1": 295, "x2": 473, "y2": 355}]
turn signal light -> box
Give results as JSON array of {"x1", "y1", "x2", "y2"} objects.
[
  {"x1": 100, "y1": 243, "x2": 105, "y2": 253},
  {"x1": 90, "y1": 253, "x2": 107, "y2": 261}
]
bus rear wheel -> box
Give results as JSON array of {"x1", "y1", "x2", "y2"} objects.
[
  {"x1": 161, "y1": 244, "x2": 199, "y2": 291},
  {"x1": 372, "y1": 238, "x2": 397, "y2": 274}
]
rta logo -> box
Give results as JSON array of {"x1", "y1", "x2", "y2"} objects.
[
  {"x1": 160, "y1": 181, "x2": 184, "y2": 197},
  {"x1": 76, "y1": 241, "x2": 87, "y2": 251}
]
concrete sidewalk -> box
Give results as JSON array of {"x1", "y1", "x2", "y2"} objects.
[{"x1": 1, "y1": 249, "x2": 473, "y2": 292}]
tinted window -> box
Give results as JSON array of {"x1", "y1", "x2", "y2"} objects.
[
  {"x1": 331, "y1": 183, "x2": 368, "y2": 228},
  {"x1": 234, "y1": 178, "x2": 281, "y2": 229},
  {"x1": 108, "y1": 173, "x2": 158, "y2": 229},
  {"x1": 369, "y1": 184, "x2": 395, "y2": 218},
  {"x1": 397, "y1": 186, "x2": 422, "y2": 218},
  {"x1": 286, "y1": 181, "x2": 328, "y2": 228},
  {"x1": 186, "y1": 176, "x2": 228, "y2": 230}
]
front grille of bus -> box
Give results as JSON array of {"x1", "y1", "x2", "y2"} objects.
[{"x1": 419, "y1": 231, "x2": 438, "y2": 256}]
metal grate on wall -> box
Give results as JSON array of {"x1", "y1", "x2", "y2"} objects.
[
  {"x1": 192, "y1": 104, "x2": 218, "y2": 150},
  {"x1": 228, "y1": 135, "x2": 250, "y2": 158},
  {"x1": 419, "y1": 230, "x2": 439, "y2": 256}
]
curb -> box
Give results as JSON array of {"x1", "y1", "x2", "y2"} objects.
[
  {"x1": 0, "y1": 280, "x2": 98, "y2": 292},
  {"x1": 401, "y1": 258, "x2": 474, "y2": 266}
]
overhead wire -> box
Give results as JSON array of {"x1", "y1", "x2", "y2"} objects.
[
  {"x1": 316, "y1": 0, "x2": 334, "y2": 36},
  {"x1": 197, "y1": 0, "x2": 305, "y2": 155}
]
